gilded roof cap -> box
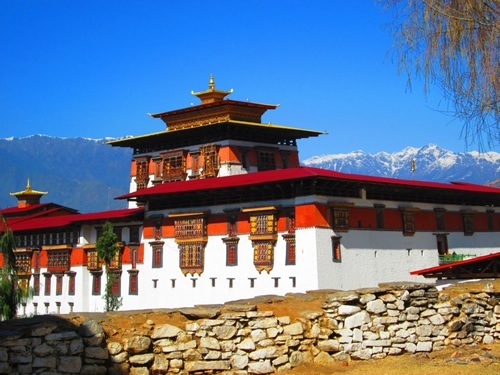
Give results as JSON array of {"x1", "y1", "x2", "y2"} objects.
[
  {"x1": 191, "y1": 75, "x2": 233, "y2": 104},
  {"x1": 10, "y1": 178, "x2": 48, "y2": 197}
]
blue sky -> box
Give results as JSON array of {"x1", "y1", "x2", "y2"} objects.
[{"x1": 1, "y1": 0, "x2": 492, "y2": 160}]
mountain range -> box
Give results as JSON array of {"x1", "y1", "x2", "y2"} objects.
[{"x1": 0, "y1": 136, "x2": 498, "y2": 213}]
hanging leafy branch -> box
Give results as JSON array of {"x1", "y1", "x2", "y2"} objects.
[{"x1": 380, "y1": 0, "x2": 499, "y2": 150}]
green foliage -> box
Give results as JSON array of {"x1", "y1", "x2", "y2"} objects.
[
  {"x1": 0, "y1": 216, "x2": 32, "y2": 320},
  {"x1": 96, "y1": 221, "x2": 121, "y2": 312}
]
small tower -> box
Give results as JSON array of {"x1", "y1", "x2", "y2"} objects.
[{"x1": 10, "y1": 179, "x2": 47, "y2": 208}]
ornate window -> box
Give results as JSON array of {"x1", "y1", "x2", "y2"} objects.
[
  {"x1": 150, "y1": 241, "x2": 164, "y2": 268},
  {"x1": 128, "y1": 270, "x2": 139, "y2": 295},
  {"x1": 330, "y1": 203, "x2": 352, "y2": 232},
  {"x1": 222, "y1": 210, "x2": 239, "y2": 266},
  {"x1": 108, "y1": 249, "x2": 123, "y2": 270},
  {"x1": 172, "y1": 212, "x2": 208, "y2": 276},
  {"x1": 67, "y1": 272, "x2": 76, "y2": 295},
  {"x1": 190, "y1": 152, "x2": 200, "y2": 178},
  {"x1": 56, "y1": 275, "x2": 63, "y2": 295},
  {"x1": 92, "y1": 272, "x2": 102, "y2": 295},
  {"x1": 283, "y1": 209, "x2": 296, "y2": 265},
  {"x1": 161, "y1": 151, "x2": 187, "y2": 182},
  {"x1": 462, "y1": 212, "x2": 474, "y2": 235},
  {"x1": 179, "y1": 242, "x2": 205, "y2": 274},
  {"x1": 245, "y1": 207, "x2": 278, "y2": 273},
  {"x1": 332, "y1": 236, "x2": 342, "y2": 262},
  {"x1": 200, "y1": 145, "x2": 219, "y2": 178},
  {"x1": 135, "y1": 158, "x2": 150, "y2": 190},
  {"x1": 85, "y1": 248, "x2": 102, "y2": 271},
  {"x1": 401, "y1": 208, "x2": 419, "y2": 236},
  {"x1": 44, "y1": 273, "x2": 52, "y2": 295},
  {"x1": 14, "y1": 250, "x2": 32, "y2": 276},
  {"x1": 257, "y1": 150, "x2": 276, "y2": 171},
  {"x1": 224, "y1": 239, "x2": 239, "y2": 266},
  {"x1": 46, "y1": 248, "x2": 71, "y2": 273}
]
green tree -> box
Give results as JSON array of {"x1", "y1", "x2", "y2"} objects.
[
  {"x1": 380, "y1": 0, "x2": 499, "y2": 150},
  {"x1": 0, "y1": 216, "x2": 31, "y2": 320},
  {"x1": 96, "y1": 221, "x2": 122, "y2": 312}
]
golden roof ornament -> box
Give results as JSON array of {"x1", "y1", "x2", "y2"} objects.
[
  {"x1": 191, "y1": 75, "x2": 233, "y2": 105},
  {"x1": 10, "y1": 178, "x2": 48, "y2": 197}
]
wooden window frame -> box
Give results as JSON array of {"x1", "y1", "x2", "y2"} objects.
[
  {"x1": 401, "y1": 208, "x2": 419, "y2": 236},
  {"x1": 55, "y1": 274, "x2": 63, "y2": 295},
  {"x1": 434, "y1": 208, "x2": 446, "y2": 231},
  {"x1": 462, "y1": 212, "x2": 475, "y2": 235},
  {"x1": 332, "y1": 236, "x2": 342, "y2": 262},
  {"x1": 151, "y1": 241, "x2": 164, "y2": 268},
  {"x1": 44, "y1": 273, "x2": 52, "y2": 296},
  {"x1": 68, "y1": 272, "x2": 76, "y2": 296},
  {"x1": 92, "y1": 272, "x2": 102, "y2": 295}
]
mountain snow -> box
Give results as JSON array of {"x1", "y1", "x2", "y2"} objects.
[{"x1": 302, "y1": 144, "x2": 500, "y2": 185}]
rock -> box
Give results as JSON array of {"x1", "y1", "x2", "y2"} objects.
[
  {"x1": 151, "y1": 354, "x2": 169, "y2": 372},
  {"x1": 314, "y1": 351, "x2": 335, "y2": 365},
  {"x1": 129, "y1": 353, "x2": 154, "y2": 365},
  {"x1": 184, "y1": 360, "x2": 230, "y2": 372},
  {"x1": 283, "y1": 322, "x2": 303, "y2": 336},
  {"x1": 33, "y1": 342, "x2": 53, "y2": 357},
  {"x1": 110, "y1": 351, "x2": 129, "y2": 364},
  {"x1": 85, "y1": 346, "x2": 109, "y2": 360},
  {"x1": 344, "y1": 311, "x2": 370, "y2": 329},
  {"x1": 416, "y1": 341, "x2": 433, "y2": 352},
  {"x1": 338, "y1": 305, "x2": 361, "y2": 315},
  {"x1": 107, "y1": 341, "x2": 123, "y2": 355},
  {"x1": 352, "y1": 348, "x2": 373, "y2": 360},
  {"x1": 58, "y1": 356, "x2": 82, "y2": 373},
  {"x1": 213, "y1": 325, "x2": 237, "y2": 340},
  {"x1": 317, "y1": 339, "x2": 340, "y2": 352},
  {"x1": 80, "y1": 364, "x2": 108, "y2": 375},
  {"x1": 124, "y1": 336, "x2": 151, "y2": 354},
  {"x1": 366, "y1": 299, "x2": 387, "y2": 314},
  {"x1": 78, "y1": 320, "x2": 103, "y2": 337},
  {"x1": 249, "y1": 317, "x2": 278, "y2": 329},
  {"x1": 231, "y1": 354, "x2": 249, "y2": 369},
  {"x1": 429, "y1": 314, "x2": 446, "y2": 325},
  {"x1": 289, "y1": 350, "x2": 304, "y2": 367},
  {"x1": 249, "y1": 346, "x2": 279, "y2": 360},
  {"x1": 200, "y1": 337, "x2": 220, "y2": 350},
  {"x1": 179, "y1": 307, "x2": 220, "y2": 319},
  {"x1": 247, "y1": 359, "x2": 275, "y2": 374},
  {"x1": 237, "y1": 338, "x2": 256, "y2": 351},
  {"x1": 151, "y1": 323, "x2": 183, "y2": 339},
  {"x1": 45, "y1": 331, "x2": 78, "y2": 341}
]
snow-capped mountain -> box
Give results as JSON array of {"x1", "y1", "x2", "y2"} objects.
[{"x1": 302, "y1": 144, "x2": 500, "y2": 185}]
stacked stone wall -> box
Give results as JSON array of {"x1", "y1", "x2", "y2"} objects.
[{"x1": 0, "y1": 282, "x2": 498, "y2": 374}]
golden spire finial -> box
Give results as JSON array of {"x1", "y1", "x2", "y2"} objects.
[
  {"x1": 26, "y1": 178, "x2": 32, "y2": 192},
  {"x1": 209, "y1": 74, "x2": 215, "y2": 90}
]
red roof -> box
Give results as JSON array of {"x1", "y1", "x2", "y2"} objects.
[
  {"x1": 119, "y1": 166, "x2": 500, "y2": 199},
  {"x1": 410, "y1": 252, "x2": 500, "y2": 278},
  {"x1": 4, "y1": 208, "x2": 144, "y2": 232}
]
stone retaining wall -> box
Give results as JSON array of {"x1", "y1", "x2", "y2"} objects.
[{"x1": 1, "y1": 282, "x2": 498, "y2": 374}]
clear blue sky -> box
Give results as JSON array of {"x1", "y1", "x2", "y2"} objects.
[{"x1": 1, "y1": 0, "x2": 492, "y2": 160}]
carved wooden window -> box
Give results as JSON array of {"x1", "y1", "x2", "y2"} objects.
[
  {"x1": 86, "y1": 249, "x2": 102, "y2": 271},
  {"x1": 283, "y1": 234, "x2": 296, "y2": 265},
  {"x1": 128, "y1": 270, "x2": 139, "y2": 295},
  {"x1": 135, "y1": 159, "x2": 150, "y2": 190},
  {"x1": 224, "y1": 239, "x2": 239, "y2": 266},
  {"x1": 130, "y1": 245, "x2": 138, "y2": 269},
  {"x1": 33, "y1": 274, "x2": 40, "y2": 296},
  {"x1": 33, "y1": 250, "x2": 41, "y2": 271},
  {"x1": 162, "y1": 151, "x2": 187, "y2": 182},
  {"x1": 109, "y1": 250, "x2": 122, "y2": 270},
  {"x1": 175, "y1": 217, "x2": 205, "y2": 238},
  {"x1": 179, "y1": 242, "x2": 205, "y2": 274},
  {"x1": 250, "y1": 214, "x2": 276, "y2": 235},
  {"x1": 332, "y1": 236, "x2": 342, "y2": 262},
  {"x1": 435, "y1": 208, "x2": 446, "y2": 231},
  {"x1": 190, "y1": 152, "x2": 200, "y2": 178},
  {"x1": 257, "y1": 150, "x2": 276, "y2": 171},
  {"x1": 14, "y1": 251, "x2": 32, "y2": 275},
  {"x1": 47, "y1": 250, "x2": 70, "y2": 273},
  {"x1": 173, "y1": 213, "x2": 208, "y2": 275},
  {"x1": 246, "y1": 207, "x2": 278, "y2": 273},
  {"x1": 200, "y1": 145, "x2": 219, "y2": 178},
  {"x1": 462, "y1": 213, "x2": 474, "y2": 235},
  {"x1": 56, "y1": 275, "x2": 63, "y2": 295},
  {"x1": 92, "y1": 272, "x2": 102, "y2": 295},
  {"x1": 253, "y1": 241, "x2": 274, "y2": 272},
  {"x1": 153, "y1": 157, "x2": 162, "y2": 181},
  {"x1": 151, "y1": 241, "x2": 164, "y2": 268},
  {"x1": 332, "y1": 207, "x2": 349, "y2": 231},
  {"x1": 401, "y1": 208, "x2": 418, "y2": 236},
  {"x1": 44, "y1": 273, "x2": 52, "y2": 295},
  {"x1": 68, "y1": 272, "x2": 76, "y2": 296}
]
